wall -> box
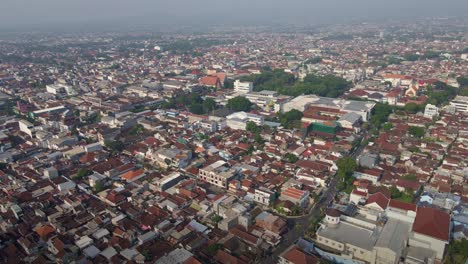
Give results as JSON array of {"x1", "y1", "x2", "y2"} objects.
[{"x1": 410, "y1": 233, "x2": 447, "y2": 260}]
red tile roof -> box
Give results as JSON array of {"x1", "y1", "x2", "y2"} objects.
[
  {"x1": 412, "y1": 207, "x2": 450, "y2": 241},
  {"x1": 282, "y1": 246, "x2": 319, "y2": 264},
  {"x1": 365, "y1": 192, "x2": 389, "y2": 210},
  {"x1": 200, "y1": 76, "x2": 221, "y2": 87},
  {"x1": 351, "y1": 189, "x2": 367, "y2": 197},
  {"x1": 282, "y1": 188, "x2": 308, "y2": 200},
  {"x1": 388, "y1": 199, "x2": 416, "y2": 212},
  {"x1": 121, "y1": 169, "x2": 145, "y2": 181}
]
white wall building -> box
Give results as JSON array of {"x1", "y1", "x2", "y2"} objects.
[
  {"x1": 449, "y1": 96, "x2": 468, "y2": 113},
  {"x1": 46, "y1": 84, "x2": 74, "y2": 96},
  {"x1": 234, "y1": 80, "x2": 253, "y2": 94},
  {"x1": 226, "y1": 111, "x2": 264, "y2": 130},
  {"x1": 424, "y1": 104, "x2": 439, "y2": 118}
]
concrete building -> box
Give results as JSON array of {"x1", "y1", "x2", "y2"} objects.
[
  {"x1": 198, "y1": 160, "x2": 239, "y2": 188},
  {"x1": 423, "y1": 104, "x2": 439, "y2": 118},
  {"x1": 281, "y1": 95, "x2": 375, "y2": 121},
  {"x1": 46, "y1": 84, "x2": 74, "y2": 96},
  {"x1": 226, "y1": 111, "x2": 264, "y2": 130},
  {"x1": 316, "y1": 208, "x2": 412, "y2": 264},
  {"x1": 279, "y1": 188, "x2": 309, "y2": 208},
  {"x1": 18, "y1": 119, "x2": 35, "y2": 137},
  {"x1": 234, "y1": 80, "x2": 253, "y2": 93},
  {"x1": 449, "y1": 96, "x2": 468, "y2": 113},
  {"x1": 408, "y1": 207, "x2": 450, "y2": 260},
  {"x1": 254, "y1": 187, "x2": 275, "y2": 205},
  {"x1": 244, "y1": 90, "x2": 279, "y2": 109}
]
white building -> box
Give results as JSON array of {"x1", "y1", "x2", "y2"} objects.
[
  {"x1": 316, "y1": 208, "x2": 412, "y2": 264},
  {"x1": 449, "y1": 96, "x2": 468, "y2": 113},
  {"x1": 254, "y1": 188, "x2": 275, "y2": 205},
  {"x1": 18, "y1": 119, "x2": 35, "y2": 137},
  {"x1": 226, "y1": 111, "x2": 264, "y2": 130},
  {"x1": 46, "y1": 84, "x2": 74, "y2": 96},
  {"x1": 424, "y1": 104, "x2": 439, "y2": 118},
  {"x1": 280, "y1": 95, "x2": 375, "y2": 121},
  {"x1": 234, "y1": 80, "x2": 253, "y2": 94},
  {"x1": 245, "y1": 90, "x2": 283, "y2": 109},
  {"x1": 198, "y1": 160, "x2": 239, "y2": 188}
]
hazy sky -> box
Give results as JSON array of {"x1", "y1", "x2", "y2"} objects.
[{"x1": 1, "y1": 0, "x2": 467, "y2": 31}]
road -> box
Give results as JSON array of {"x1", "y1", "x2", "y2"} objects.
[{"x1": 262, "y1": 135, "x2": 368, "y2": 263}]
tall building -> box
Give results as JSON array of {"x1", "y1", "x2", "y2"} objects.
[
  {"x1": 449, "y1": 96, "x2": 468, "y2": 113},
  {"x1": 233, "y1": 80, "x2": 253, "y2": 94},
  {"x1": 424, "y1": 104, "x2": 439, "y2": 118}
]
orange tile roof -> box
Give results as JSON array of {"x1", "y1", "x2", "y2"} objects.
[
  {"x1": 121, "y1": 169, "x2": 145, "y2": 181},
  {"x1": 35, "y1": 224, "x2": 55, "y2": 240}
]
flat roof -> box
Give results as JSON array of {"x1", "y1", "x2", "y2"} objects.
[
  {"x1": 317, "y1": 220, "x2": 380, "y2": 250},
  {"x1": 375, "y1": 218, "x2": 411, "y2": 253}
]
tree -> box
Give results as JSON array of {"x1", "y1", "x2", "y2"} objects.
[
  {"x1": 74, "y1": 168, "x2": 92, "y2": 180},
  {"x1": 408, "y1": 126, "x2": 425, "y2": 138},
  {"x1": 279, "y1": 109, "x2": 303, "y2": 129},
  {"x1": 404, "y1": 103, "x2": 422, "y2": 114},
  {"x1": 202, "y1": 98, "x2": 216, "y2": 112},
  {"x1": 189, "y1": 103, "x2": 204, "y2": 114},
  {"x1": 336, "y1": 157, "x2": 357, "y2": 178},
  {"x1": 240, "y1": 69, "x2": 350, "y2": 98},
  {"x1": 129, "y1": 124, "x2": 144, "y2": 135},
  {"x1": 305, "y1": 57, "x2": 322, "y2": 64},
  {"x1": 227, "y1": 96, "x2": 252, "y2": 111},
  {"x1": 404, "y1": 54, "x2": 420, "y2": 61},
  {"x1": 105, "y1": 140, "x2": 125, "y2": 153},
  {"x1": 254, "y1": 133, "x2": 264, "y2": 145},
  {"x1": 336, "y1": 157, "x2": 357, "y2": 193},
  {"x1": 445, "y1": 239, "x2": 468, "y2": 264},
  {"x1": 291, "y1": 206, "x2": 302, "y2": 216},
  {"x1": 457, "y1": 76, "x2": 468, "y2": 88},
  {"x1": 93, "y1": 181, "x2": 105, "y2": 193},
  {"x1": 206, "y1": 243, "x2": 223, "y2": 256},
  {"x1": 246, "y1": 121, "x2": 262, "y2": 134},
  {"x1": 382, "y1": 122, "x2": 393, "y2": 132},
  {"x1": 402, "y1": 174, "x2": 418, "y2": 181},
  {"x1": 211, "y1": 214, "x2": 222, "y2": 224},
  {"x1": 390, "y1": 186, "x2": 402, "y2": 199},
  {"x1": 370, "y1": 103, "x2": 394, "y2": 129},
  {"x1": 285, "y1": 153, "x2": 299, "y2": 163}
]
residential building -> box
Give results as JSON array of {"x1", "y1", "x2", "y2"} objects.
[
  {"x1": 280, "y1": 188, "x2": 309, "y2": 208},
  {"x1": 198, "y1": 160, "x2": 239, "y2": 188}
]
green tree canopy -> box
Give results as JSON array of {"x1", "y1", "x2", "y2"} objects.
[
  {"x1": 336, "y1": 157, "x2": 357, "y2": 178},
  {"x1": 202, "y1": 98, "x2": 216, "y2": 112},
  {"x1": 370, "y1": 103, "x2": 394, "y2": 129},
  {"x1": 189, "y1": 104, "x2": 204, "y2": 114},
  {"x1": 246, "y1": 121, "x2": 262, "y2": 134},
  {"x1": 408, "y1": 126, "x2": 425, "y2": 138},
  {"x1": 227, "y1": 96, "x2": 253, "y2": 111},
  {"x1": 404, "y1": 103, "x2": 423, "y2": 114},
  {"x1": 285, "y1": 153, "x2": 299, "y2": 163},
  {"x1": 279, "y1": 109, "x2": 303, "y2": 129},
  {"x1": 74, "y1": 168, "x2": 92, "y2": 180},
  {"x1": 105, "y1": 140, "x2": 125, "y2": 153}
]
